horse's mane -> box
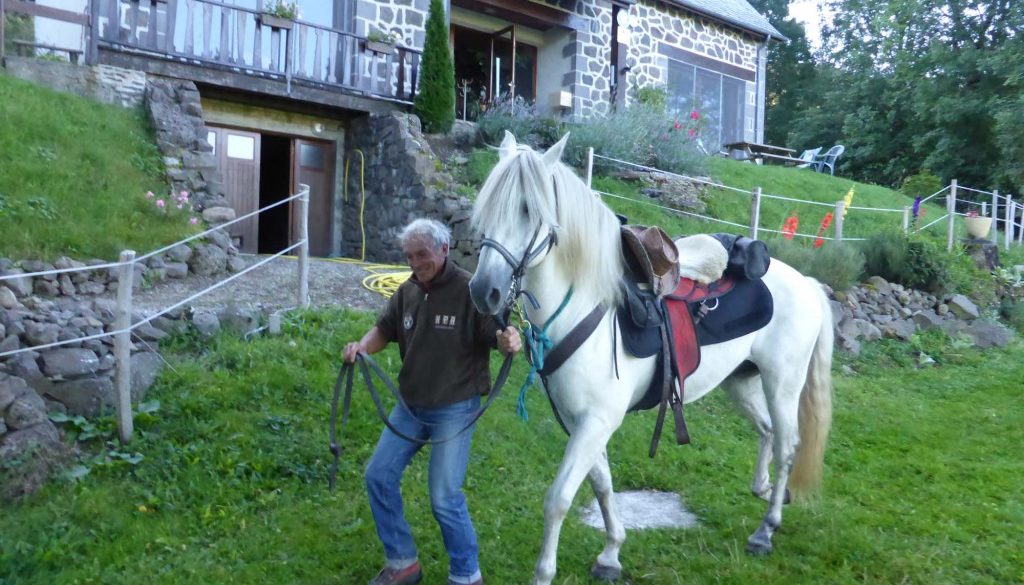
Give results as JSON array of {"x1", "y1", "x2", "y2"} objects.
[{"x1": 472, "y1": 144, "x2": 623, "y2": 308}]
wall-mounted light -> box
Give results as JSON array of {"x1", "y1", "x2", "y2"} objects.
[{"x1": 311, "y1": 122, "x2": 324, "y2": 135}]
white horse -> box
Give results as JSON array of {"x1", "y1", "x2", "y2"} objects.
[{"x1": 468, "y1": 132, "x2": 834, "y2": 585}]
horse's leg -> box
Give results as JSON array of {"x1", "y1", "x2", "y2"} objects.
[
  {"x1": 587, "y1": 451, "x2": 625, "y2": 581},
  {"x1": 746, "y1": 368, "x2": 804, "y2": 555},
  {"x1": 534, "y1": 417, "x2": 617, "y2": 585},
  {"x1": 720, "y1": 370, "x2": 774, "y2": 501}
]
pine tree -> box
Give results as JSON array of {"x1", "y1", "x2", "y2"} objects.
[{"x1": 414, "y1": 0, "x2": 455, "y2": 134}]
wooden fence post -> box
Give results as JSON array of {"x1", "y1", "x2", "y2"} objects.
[
  {"x1": 833, "y1": 200, "x2": 845, "y2": 242},
  {"x1": 1018, "y1": 202, "x2": 1023, "y2": 245},
  {"x1": 1005, "y1": 195, "x2": 1013, "y2": 251},
  {"x1": 902, "y1": 206, "x2": 910, "y2": 233},
  {"x1": 87, "y1": 0, "x2": 100, "y2": 64},
  {"x1": 1, "y1": 0, "x2": 7, "y2": 64},
  {"x1": 750, "y1": 187, "x2": 762, "y2": 240},
  {"x1": 585, "y1": 147, "x2": 594, "y2": 190},
  {"x1": 947, "y1": 179, "x2": 957, "y2": 251},
  {"x1": 114, "y1": 250, "x2": 136, "y2": 444},
  {"x1": 297, "y1": 184, "x2": 310, "y2": 308},
  {"x1": 991, "y1": 189, "x2": 999, "y2": 241}
]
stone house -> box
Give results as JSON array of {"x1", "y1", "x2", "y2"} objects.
[{"x1": 6, "y1": 0, "x2": 781, "y2": 262}]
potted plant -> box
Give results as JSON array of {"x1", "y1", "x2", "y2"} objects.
[
  {"x1": 366, "y1": 29, "x2": 399, "y2": 55},
  {"x1": 964, "y1": 209, "x2": 992, "y2": 239},
  {"x1": 260, "y1": 0, "x2": 299, "y2": 30}
]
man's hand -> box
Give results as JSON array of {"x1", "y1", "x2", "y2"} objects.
[
  {"x1": 342, "y1": 341, "x2": 364, "y2": 364},
  {"x1": 496, "y1": 326, "x2": 522, "y2": 355}
]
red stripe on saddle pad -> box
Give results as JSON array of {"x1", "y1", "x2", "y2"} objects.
[
  {"x1": 665, "y1": 275, "x2": 737, "y2": 303},
  {"x1": 663, "y1": 294, "x2": 700, "y2": 383}
]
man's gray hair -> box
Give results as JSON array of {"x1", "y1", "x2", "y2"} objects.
[{"x1": 399, "y1": 218, "x2": 451, "y2": 249}]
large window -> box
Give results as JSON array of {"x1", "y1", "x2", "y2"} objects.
[{"x1": 667, "y1": 58, "x2": 747, "y2": 150}]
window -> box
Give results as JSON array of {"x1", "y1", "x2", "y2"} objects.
[{"x1": 666, "y1": 57, "x2": 748, "y2": 150}]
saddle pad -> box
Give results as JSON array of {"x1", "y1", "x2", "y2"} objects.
[
  {"x1": 617, "y1": 303, "x2": 662, "y2": 358},
  {"x1": 693, "y1": 277, "x2": 773, "y2": 346}
]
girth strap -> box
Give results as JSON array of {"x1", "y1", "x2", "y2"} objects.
[{"x1": 538, "y1": 305, "x2": 607, "y2": 377}]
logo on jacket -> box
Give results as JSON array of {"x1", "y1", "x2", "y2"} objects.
[
  {"x1": 403, "y1": 314, "x2": 414, "y2": 330},
  {"x1": 434, "y1": 314, "x2": 456, "y2": 330}
]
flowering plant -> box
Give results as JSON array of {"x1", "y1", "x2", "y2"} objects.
[
  {"x1": 366, "y1": 29, "x2": 401, "y2": 46},
  {"x1": 265, "y1": 0, "x2": 300, "y2": 20},
  {"x1": 813, "y1": 211, "x2": 834, "y2": 249},
  {"x1": 781, "y1": 213, "x2": 799, "y2": 240},
  {"x1": 145, "y1": 189, "x2": 201, "y2": 226}
]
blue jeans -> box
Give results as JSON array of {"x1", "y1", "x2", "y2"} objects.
[{"x1": 365, "y1": 396, "x2": 481, "y2": 581}]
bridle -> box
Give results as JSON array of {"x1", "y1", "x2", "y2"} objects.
[{"x1": 479, "y1": 224, "x2": 558, "y2": 321}]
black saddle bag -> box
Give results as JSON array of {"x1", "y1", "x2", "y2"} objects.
[{"x1": 710, "y1": 233, "x2": 771, "y2": 280}]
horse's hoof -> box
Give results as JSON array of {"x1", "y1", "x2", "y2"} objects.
[
  {"x1": 590, "y1": 562, "x2": 622, "y2": 582},
  {"x1": 745, "y1": 537, "x2": 774, "y2": 556}
]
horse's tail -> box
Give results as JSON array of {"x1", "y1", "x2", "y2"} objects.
[{"x1": 789, "y1": 278, "x2": 834, "y2": 497}]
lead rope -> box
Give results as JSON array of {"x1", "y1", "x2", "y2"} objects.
[{"x1": 517, "y1": 286, "x2": 574, "y2": 420}]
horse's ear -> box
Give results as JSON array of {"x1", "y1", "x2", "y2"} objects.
[
  {"x1": 542, "y1": 132, "x2": 570, "y2": 167},
  {"x1": 499, "y1": 131, "x2": 518, "y2": 161}
]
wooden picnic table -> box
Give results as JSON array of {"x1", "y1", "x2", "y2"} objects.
[{"x1": 722, "y1": 141, "x2": 801, "y2": 165}]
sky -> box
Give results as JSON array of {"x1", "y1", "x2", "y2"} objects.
[{"x1": 788, "y1": 0, "x2": 832, "y2": 49}]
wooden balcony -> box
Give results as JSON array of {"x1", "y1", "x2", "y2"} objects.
[{"x1": 85, "y1": 0, "x2": 420, "y2": 112}]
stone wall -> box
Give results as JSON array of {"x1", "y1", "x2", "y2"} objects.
[
  {"x1": 342, "y1": 112, "x2": 476, "y2": 266},
  {"x1": 3, "y1": 57, "x2": 147, "y2": 108}
]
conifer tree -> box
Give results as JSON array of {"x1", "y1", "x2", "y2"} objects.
[{"x1": 413, "y1": 0, "x2": 455, "y2": 134}]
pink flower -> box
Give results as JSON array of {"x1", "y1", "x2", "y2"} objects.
[
  {"x1": 688, "y1": 129, "x2": 696, "y2": 137},
  {"x1": 180, "y1": 190, "x2": 189, "y2": 200},
  {"x1": 673, "y1": 120, "x2": 681, "y2": 130},
  {"x1": 690, "y1": 110, "x2": 699, "y2": 120},
  {"x1": 145, "y1": 191, "x2": 155, "y2": 199},
  {"x1": 156, "y1": 199, "x2": 165, "y2": 209},
  {"x1": 189, "y1": 217, "x2": 199, "y2": 225},
  {"x1": 177, "y1": 203, "x2": 184, "y2": 210}
]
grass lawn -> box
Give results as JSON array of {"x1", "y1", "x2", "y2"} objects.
[
  {"x1": 3, "y1": 309, "x2": 1021, "y2": 585},
  {"x1": 0, "y1": 75, "x2": 197, "y2": 262}
]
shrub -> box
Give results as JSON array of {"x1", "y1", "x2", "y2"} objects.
[
  {"x1": 413, "y1": 0, "x2": 455, "y2": 134},
  {"x1": 766, "y1": 237, "x2": 865, "y2": 291},
  {"x1": 476, "y1": 96, "x2": 563, "y2": 148},
  {"x1": 861, "y1": 231, "x2": 952, "y2": 293},
  {"x1": 999, "y1": 299, "x2": 1024, "y2": 334},
  {"x1": 633, "y1": 85, "x2": 669, "y2": 113},
  {"x1": 901, "y1": 169, "x2": 943, "y2": 199}
]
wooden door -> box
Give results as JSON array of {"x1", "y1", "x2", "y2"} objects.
[
  {"x1": 291, "y1": 139, "x2": 335, "y2": 256},
  {"x1": 209, "y1": 127, "x2": 261, "y2": 253}
]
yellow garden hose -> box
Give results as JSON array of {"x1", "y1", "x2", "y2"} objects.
[{"x1": 344, "y1": 149, "x2": 368, "y2": 262}]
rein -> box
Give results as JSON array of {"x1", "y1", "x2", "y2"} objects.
[{"x1": 328, "y1": 350, "x2": 514, "y2": 490}]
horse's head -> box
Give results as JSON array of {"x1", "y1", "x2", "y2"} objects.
[{"x1": 469, "y1": 131, "x2": 568, "y2": 315}]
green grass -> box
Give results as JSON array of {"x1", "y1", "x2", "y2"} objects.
[
  {"x1": 3, "y1": 309, "x2": 1022, "y2": 584},
  {"x1": 0, "y1": 75, "x2": 197, "y2": 261}
]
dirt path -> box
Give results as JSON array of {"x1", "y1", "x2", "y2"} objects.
[{"x1": 116, "y1": 256, "x2": 395, "y2": 315}]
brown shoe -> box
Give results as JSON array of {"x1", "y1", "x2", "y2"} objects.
[{"x1": 368, "y1": 562, "x2": 423, "y2": 585}]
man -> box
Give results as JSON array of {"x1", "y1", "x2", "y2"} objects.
[{"x1": 343, "y1": 218, "x2": 521, "y2": 585}]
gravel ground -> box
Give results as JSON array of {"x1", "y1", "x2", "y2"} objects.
[{"x1": 119, "y1": 256, "x2": 395, "y2": 315}]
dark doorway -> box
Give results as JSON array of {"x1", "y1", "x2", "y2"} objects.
[
  {"x1": 452, "y1": 25, "x2": 537, "y2": 120},
  {"x1": 258, "y1": 134, "x2": 292, "y2": 254}
]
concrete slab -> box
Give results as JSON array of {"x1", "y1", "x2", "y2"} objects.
[{"x1": 580, "y1": 490, "x2": 699, "y2": 531}]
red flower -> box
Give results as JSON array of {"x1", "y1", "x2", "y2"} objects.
[
  {"x1": 781, "y1": 214, "x2": 799, "y2": 240},
  {"x1": 813, "y1": 238, "x2": 824, "y2": 249},
  {"x1": 688, "y1": 129, "x2": 696, "y2": 137},
  {"x1": 690, "y1": 110, "x2": 699, "y2": 120},
  {"x1": 673, "y1": 120, "x2": 682, "y2": 130}
]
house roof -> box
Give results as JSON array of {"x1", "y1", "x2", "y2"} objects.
[{"x1": 662, "y1": 0, "x2": 787, "y2": 42}]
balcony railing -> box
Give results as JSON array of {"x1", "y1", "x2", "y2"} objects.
[{"x1": 92, "y1": 0, "x2": 420, "y2": 103}]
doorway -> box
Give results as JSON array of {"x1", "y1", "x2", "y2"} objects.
[{"x1": 452, "y1": 25, "x2": 537, "y2": 120}]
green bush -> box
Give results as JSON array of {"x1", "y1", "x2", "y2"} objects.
[
  {"x1": 999, "y1": 299, "x2": 1024, "y2": 333},
  {"x1": 633, "y1": 85, "x2": 669, "y2": 113},
  {"x1": 476, "y1": 96, "x2": 563, "y2": 148},
  {"x1": 861, "y1": 231, "x2": 953, "y2": 293},
  {"x1": 766, "y1": 237, "x2": 865, "y2": 291},
  {"x1": 413, "y1": 0, "x2": 455, "y2": 134},
  {"x1": 901, "y1": 168, "x2": 943, "y2": 199}
]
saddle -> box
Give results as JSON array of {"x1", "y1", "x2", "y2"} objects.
[{"x1": 618, "y1": 229, "x2": 774, "y2": 457}]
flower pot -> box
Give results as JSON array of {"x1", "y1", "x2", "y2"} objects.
[
  {"x1": 365, "y1": 40, "x2": 396, "y2": 55},
  {"x1": 964, "y1": 215, "x2": 992, "y2": 239},
  {"x1": 260, "y1": 14, "x2": 294, "y2": 30}
]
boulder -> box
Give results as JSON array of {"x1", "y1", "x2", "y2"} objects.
[
  {"x1": 0, "y1": 286, "x2": 18, "y2": 309},
  {"x1": 188, "y1": 244, "x2": 228, "y2": 276},
  {"x1": 46, "y1": 376, "x2": 114, "y2": 417},
  {"x1": 202, "y1": 206, "x2": 237, "y2": 224},
  {"x1": 131, "y1": 352, "x2": 165, "y2": 401},
  {"x1": 966, "y1": 320, "x2": 1014, "y2": 349},
  {"x1": 865, "y1": 275, "x2": 892, "y2": 296},
  {"x1": 39, "y1": 348, "x2": 100, "y2": 377},
  {"x1": 947, "y1": 294, "x2": 980, "y2": 320},
  {"x1": 191, "y1": 311, "x2": 220, "y2": 337}
]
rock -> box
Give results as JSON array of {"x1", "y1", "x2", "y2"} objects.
[
  {"x1": 191, "y1": 311, "x2": 220, "y2": 337},
  {"x1": 39, "y1": 349, "x2": 100, "y2": 377},
  {"x1": 0, "y1": 373, "x2": 26, "y2": 411},
  {"x1": 6, "y1": 353, "x2": 41, "y2": 381},
  {"x1": 202, "y1": 206, "x2": 237, "y2": 224},
  {"x1": 226, "y1": 256, "x2": 247, "y2": 273},
  {"x1": 828, "y1": 300, "x2": 843, "y2": 326},
  {"x1": 880, "y1": 318, "x2": 916, "y2": 341},
  {"x1": 188, "y1": 244, "x2": 228, "y2": 276},
  {"x1": 164, "y1": 262, "x2": 189, "y2": 279},
  {"x1": 937, "y1": 303, "x2": 949, "y2": 316},
  {"x1": 912, "y1": 311, "x2": 944, "y2": 331},
  {"x1": 865, "y1": 275, "x2": 891, "y2": 295},
  {"x1": 0, "y1": 269, "x2": 32, "y2": 297},
  {"x1": 166, "y1": 244, "x2": 193, "y2": 263},
  {"x1": 46, "y1": 376, "x2": 115, "y2": 417},
  {"x1": 24, "y1": 322, "x2": 61, "y2": 347},
  {"x1": 840, "y1": 364, "x2": 856, "y2": 376},
  {"x1": 966, "y1": 320, "x2": 1014, "y2": 349},
  {"x1": 4, "y1": 396, "x2": 48, "y2": 430},
  {"x1": 0, "y1": 286, "x2": 17, "y2": 309},
  {"x1": 947, "y1": 294, "x2": 980, "y2": 320},
  {"x1": 205, "y1": 228, "x2": 232, "y2": 250},
  {"x1": 837, "y1": 333, "x2": 861, "y2": 356},
  {"x1": 92, "y1": 298, "x2": 118, "y2": 325},
  {"x1": 0, "y1": 423, "x2": 61, "y2": 462},
  {"x1": 131, "y1": 352, "x2": 164, "y2": 401},
  {"x1": 218, "y1": 305, "x2": 258, "y2": 334},
  {"x1": 133, "y1": 323, "x2": 168, "y2": 342},
  {"x1": 152, "y1": 316, "x2": 188, "y2": 336}
]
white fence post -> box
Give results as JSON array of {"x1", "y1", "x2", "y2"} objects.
[
  {"x1": 1018, "y1": 202, "x2": 1023, "y2": 245},
  {"x1": 833, "y1": 200, "x2": 845, "y2": 242},
  {"x1": 1005, "y1": 195, "x2": 1013, "y2": 251},
  {"x1": 114, "y1": 250, "x2": 135, "y2": 444},
  {"x1": 750, "y1": 187, "x2": 762, "y2": 240},
  {"x1": 902, "y1": 206, "x2": 910, "y2": 233},
  {"x1": 297, "y1": 184, "x2": 310, "y2": 309},
  {"x1": 947, "y1": 179, "x2": 957, "y2": 251},
  {"x1": 585, "y1": 147, "x2": 594, "y2": 189},
  {"x1": 991, "y1": 189, "x2": 999, "y2": 240}
]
